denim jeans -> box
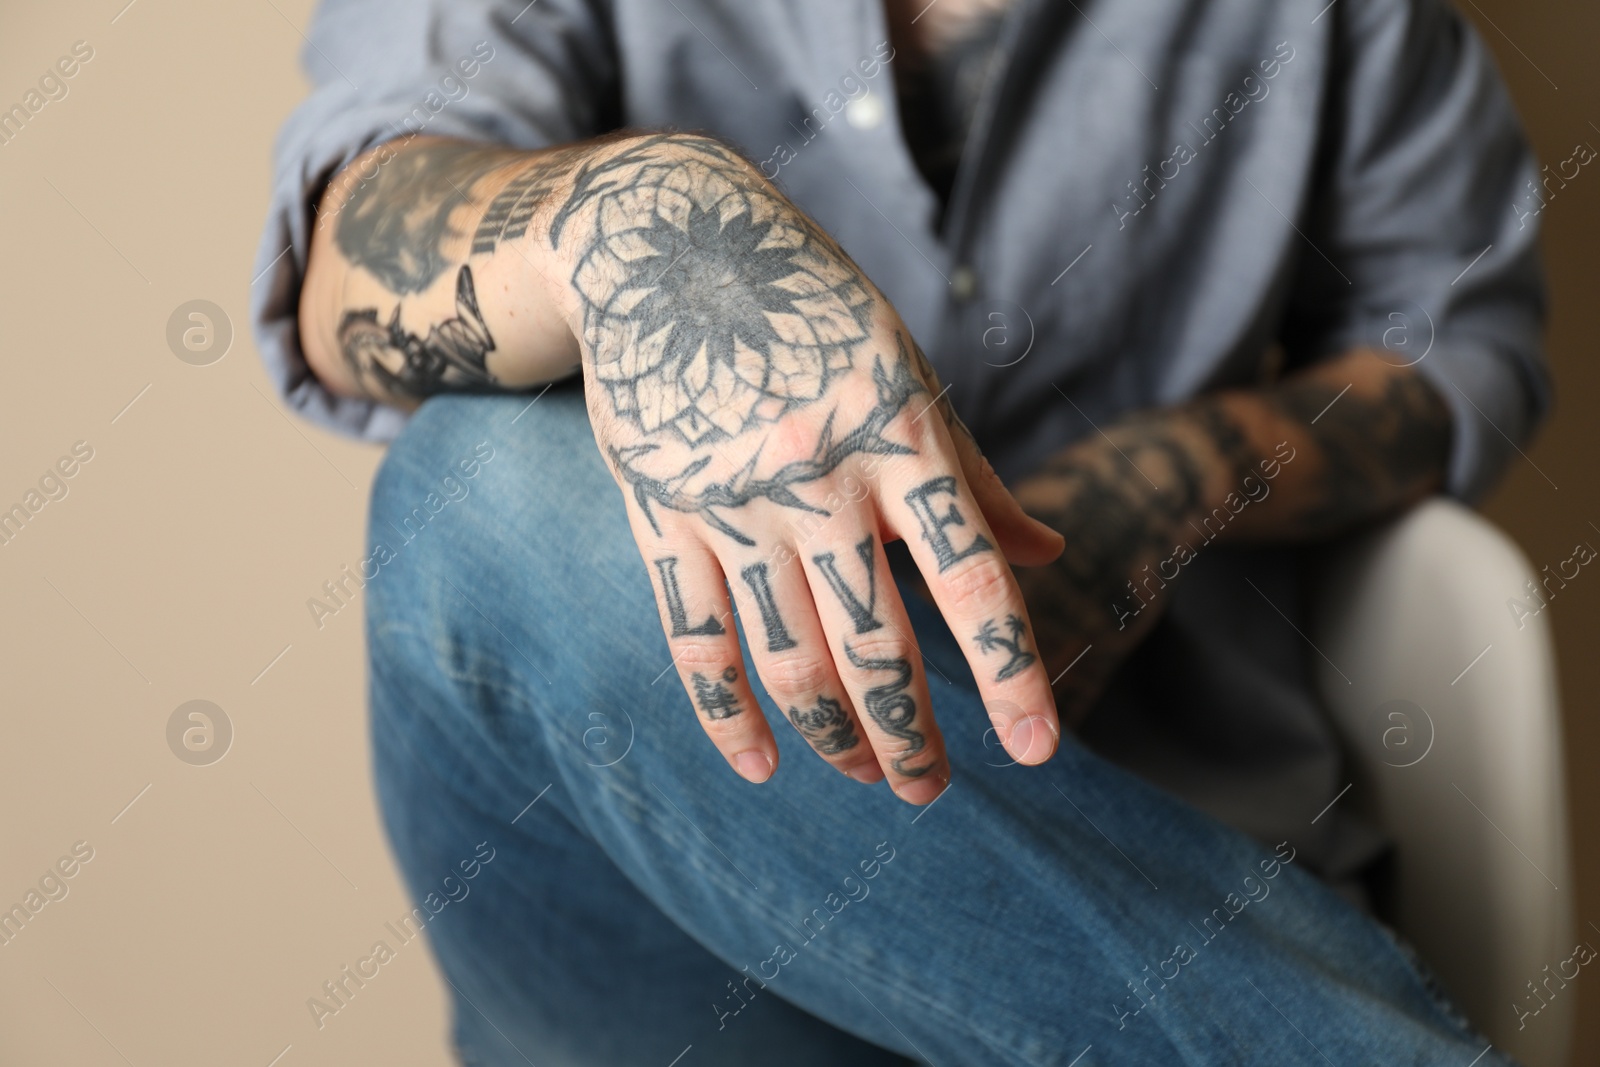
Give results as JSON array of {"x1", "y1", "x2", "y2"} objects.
[{"x1": 365, "y1": 388, "x2": 1508, "y2": 1066}]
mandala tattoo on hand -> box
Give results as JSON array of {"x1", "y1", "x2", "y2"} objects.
[{"x1": 560, "y1": 135, "x2": 876, "y2": 444}]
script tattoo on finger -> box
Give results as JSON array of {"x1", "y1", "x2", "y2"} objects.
[
  {"x1": 812, "y1": 536, "x2": 883, "y2": 634},
  {"x1": 739, "y1": 562, "x2": 797, "y2": 652},
  {"x1": 692, "y1": 667, "x2": 744, "y2": 720},
  {"x1": 903, "y1": 476, "x2": 993, "y2": 572},
  {"x1": 973, "y1": 615, "x2": 1037, "y2": 682},
  {"x1": 844, "y1": 644, "x2": 928, "y2": 776},
  {"x1": 338, "y1": 265, "x2": 498, "y2": 398},
  {"x1": 654, "y1": 557, "x2": 727, "y2": 636},
  {"x1": 786, "y1": 696, "x2": 859, "y2": 755}
]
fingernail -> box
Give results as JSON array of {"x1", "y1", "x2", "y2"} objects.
[
  {"x1": 897, "y1": 773, "x2": 948, "y2": 806},
  {"x1": 847, "y1": 762, "x2": 886, "y2": 784},
  {"x1": 1008, "y1": 715, "x2": 1059, "y2": 764},
  {"x1": 734, "y1": 751, "x2": 774, "y2": 783}
]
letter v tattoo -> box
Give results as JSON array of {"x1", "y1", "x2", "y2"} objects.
[{"x1": 812, "y1": 536, "x2": 883, "y2": 634}]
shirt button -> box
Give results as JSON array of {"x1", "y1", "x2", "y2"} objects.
[
  {"x1": 950, "y1": 266, "x2": 978, "y2": 301},
  {"x1": 845, "y1": 93, "x2": 885, "y2": 130}
]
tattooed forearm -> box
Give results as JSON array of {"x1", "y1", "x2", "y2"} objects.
[
  {"x1": 334, "y1": 142, "x2": 522, "y2": 294},
  {"x1": 692, "y1": 668, "x2": 744, "y2": 720},
  {"x1": 973, "y1": 615, "x2": 1036, "y2": 682},
  {"x1": 1265, "y1": 371, "x2": 1450, "y2": 534},
  {"x1": 337, "y1": 265, "x2": 498, "y2": 398},
  {"x1": 1011, "y1": 416, "x2": 1214, "y2": 710},
  {"x1": 316, "y1": 137, "x2": 620, "y2": 403},
  {"x1": 471, "y1": 143, "x2": 592, "y2": 257},
  {"x1": 843, "y1": 644, "x2": 926, "y2": 776},
  {"x1": 787, "y1": 696, "x2": 859, "y2": 754},
  {"x1": 1011, "y1": 352, "x2": 1450, "y2": 718}
]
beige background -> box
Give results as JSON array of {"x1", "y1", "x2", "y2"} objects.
[{"x1": 0, "y1": 1, "x2": 1593, "y2": 1064}]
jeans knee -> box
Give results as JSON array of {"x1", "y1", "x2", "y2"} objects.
[{"x1": 365, "y1": 388, "x2": 650, "y2": 685}]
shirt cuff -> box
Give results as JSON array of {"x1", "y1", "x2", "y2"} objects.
[{"x1": 1411, "y1": 338, "x2": 1550, "y2": 505}]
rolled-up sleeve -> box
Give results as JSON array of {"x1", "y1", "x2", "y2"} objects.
[
  {"x1": 1282, "y1": 0, "x2": 1549, "y2": 503},
  {"x1": 249, "y1": 0, "x2": 616, "y2": 441}
]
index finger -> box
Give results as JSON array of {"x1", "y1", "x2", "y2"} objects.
[{"x1": 890, "y1": 468, "x2": 1060, "y2": 765}]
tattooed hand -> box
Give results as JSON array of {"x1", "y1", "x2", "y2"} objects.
[
  {"x1": 538, "y1": 134, "x2": 1066, "y2": 802},
  {"x1": 302, "y1": 131, "x2": 1065, "y2": 803}
]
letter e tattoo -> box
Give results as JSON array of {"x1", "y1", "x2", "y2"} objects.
[{"x1": 904, "y1": 476, "x2": 992, "y2": 572}]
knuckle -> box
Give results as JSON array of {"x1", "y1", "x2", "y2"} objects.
[
  {"x1": 939, "y1": 557, "x2": 1013, "y2": 611},
  {"x1": 896, "y1": 406, "x2": 944, "y2": 452},
  {"x1": 672, "y1": 640, "x2": 737, "y2": 676},
  {"x1": 758, "y1": 653, "x2": 834, "y2": 697},
  {"x1": 841, "y1": 631, "x2": 917, "y2": 670}
]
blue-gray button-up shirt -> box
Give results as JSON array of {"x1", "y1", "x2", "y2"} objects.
[{"x1": 252, "y1": 0, "x2": 1547, "y2": 882}]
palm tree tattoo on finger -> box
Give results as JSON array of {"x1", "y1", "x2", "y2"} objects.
[{"x1": 973, "y1": 615, "x2": 1036, "y2": 682}]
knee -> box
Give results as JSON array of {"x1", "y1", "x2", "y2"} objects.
[
  {"x1": 364, "y1": 388, "x2": 650, "y2": 677},
  {"x1": 371, "y1": 387, "x2": 595, "y2": 536},
  {"x1": 369, "y1": 387, "x2": 604, "y2": 577}
]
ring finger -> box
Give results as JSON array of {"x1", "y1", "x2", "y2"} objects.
[{"x1": 800, "y1": 529, "x2": 949, "y2": 805}]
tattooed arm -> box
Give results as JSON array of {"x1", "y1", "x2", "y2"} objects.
[
  {"x1": 1010, "y1": 349, "x2": 1451, "y2": 724},
  {"x1": 300, "y1": 136, "x2": 632, "y2": 403},
  {"x1": 300, "y1": 131, "x2": 1068, "y2": 803}
]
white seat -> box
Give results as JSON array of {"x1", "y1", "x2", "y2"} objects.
[{"x1": 1309, "y1": 497, "x2": 1576, "y2": 1066}]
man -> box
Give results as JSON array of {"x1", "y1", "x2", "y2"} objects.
[{"x1": 253, "y1": 0, "x2": 1545, "y2": 1062}]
